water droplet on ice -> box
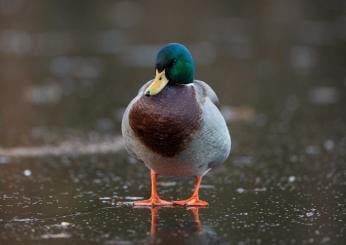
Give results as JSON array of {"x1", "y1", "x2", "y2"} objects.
[
  {"x1": 23, "y1": 169, "x2": 32, "y2": 176},
  {"x1": 236, "y1": 187, "x2": 246, "y2": 193},
  {"x1": 288, "y1": 176, "x2": 296, "y2": 183}
]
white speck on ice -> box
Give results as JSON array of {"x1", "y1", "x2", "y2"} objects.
[
  {"x1": 13, "y1": 217, "x2": 35, "y2": 222},
  {"x1": 200, "y1": 184, "x2": 215, "y2": 189},
  {"x1": 324, "y1": 140, "x2": 334, "y2": 151},
  {"x1": 60, "y1": 222, "x2": 71, "y2": 227},
  {"x1": 288, "y1": 176, "x2": 296, "y2": 183},
  {"x1": 125, "y1": 196, "x2": 143, "y2": 200},
  {"x1": 23, "y1": 169, "x2": 32, "y2": 176},
  {"x1": 99, "y1": 197, "x2": 112, "y2": 200},
  {"x1": 236, "y1": 188, "x2": 246, "y2": 194},
  {"x1": 0, "y1": 156, "x2": 9, "y2": 164},
  {"x1": 41, "y1": 232, "x2": 71, "y2": 239},
  {"x1": 254, "y1": 187, "x2": 267, "y2": 192},
  {"x1": 158, "y1": 181, "x2": 177, "y2": 187},
  {"x1": 305, "y1": 145, "x2": 320, "y2": 155}
]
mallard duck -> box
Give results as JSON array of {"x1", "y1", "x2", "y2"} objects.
[{"x1": 122, "y1": 43, "x2": 231, "y2": 206}]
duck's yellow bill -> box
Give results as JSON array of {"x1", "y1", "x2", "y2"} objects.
[{"x1": 145, "y1": 69, "x2": 169, "y2": 96}]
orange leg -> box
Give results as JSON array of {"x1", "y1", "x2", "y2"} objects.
[
  {"x1": 134, "y1": 170, "x2": 172, "y2": 206},
  {"x1": 174, "y1": 176, "x2": 209, "y2": 206}
]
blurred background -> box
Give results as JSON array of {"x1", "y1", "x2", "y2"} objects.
[
  {"x1": 0, "y1": 0, "x2": 344, "y2": 146},
  {"x1": 0, "y1": 0, "x2": 345, "y2": 244}
]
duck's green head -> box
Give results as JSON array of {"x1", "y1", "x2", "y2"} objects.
[{"x1": 145, "y1": 43, "x2": 195, "y2": 96}]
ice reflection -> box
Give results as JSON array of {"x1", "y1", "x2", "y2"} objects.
[
  {"x1": 0, "y1": 136, "x2": 124, "y2": 158},
  {"x1": 135, "y1": 206, "x2": 223, "y2": 245}
]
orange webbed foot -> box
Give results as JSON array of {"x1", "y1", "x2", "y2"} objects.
[
  {"x1": 134, "y1": 197, "x2": 173, "y2": 206},
  {"x1": 174, "y1": 196, "x2": 209, "y2": 207}
]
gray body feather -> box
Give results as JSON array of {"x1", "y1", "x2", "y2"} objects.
[{"x1": 122, "y1": 80, "x2": 231, "y2": 176}]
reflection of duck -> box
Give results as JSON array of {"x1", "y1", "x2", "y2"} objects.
[
  {"x1": 137, "y1": 207, "x2": 225, "y2": 244},
  {"x1": 122, "y1": 43, "x2": 231, "y2": 206},
  {"x1": 149, "y1": 207, "x2": 202, "y2": 236}
]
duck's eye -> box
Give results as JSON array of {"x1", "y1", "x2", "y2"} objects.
[{"x1": 167, "y1": 59, "x2": 176, "y2": 68}]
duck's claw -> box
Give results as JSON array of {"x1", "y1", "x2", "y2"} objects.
[
  {"x1": 134, "y1": 197, "x2": 173, "y2": 206},
  {"x1": 174, "y1": 196, "x2": 208, "y2": 207}
]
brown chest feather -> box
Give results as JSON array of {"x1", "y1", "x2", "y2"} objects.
[{"x1": 129, "y1": 85, "x2": 201, "y2": 157}]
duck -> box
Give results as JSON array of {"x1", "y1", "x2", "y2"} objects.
[{"x1": 122, "y1": 43, "x2": 231, "y2": 206}]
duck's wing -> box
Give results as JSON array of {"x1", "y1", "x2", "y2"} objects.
[
  {"x1": 193, "y1": 80, "x2": 220, "y2": 108},
  {"x1": 137, "y1": 80, "x2": 153, "y2": 95}
]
